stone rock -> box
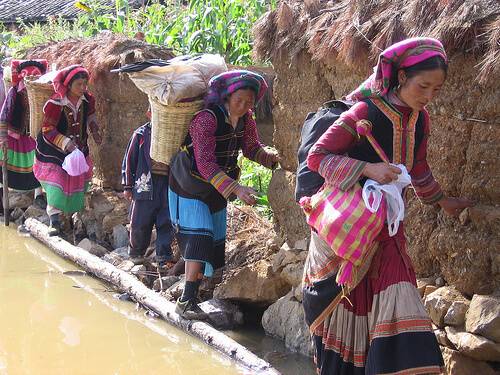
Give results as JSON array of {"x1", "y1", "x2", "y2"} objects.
[
  {"x1": 165, "y1": 276, "x2": 185, "y2": 300},
  {"x1": 112, "y1": 224, "x2": 129, "y2": 249},
  {"x1": 442, "y1": 347, "x2": 496, "y2": 375},
  {"x1": 444, "y1": 300, "x2": 470, "y2": 326},
  {"x1": 117, "y1": 260, "x2": 135, "y2": 272},
  {"x1": 9, "y1": 207, "x2": 24, "y2": 221},
  {"x1": 214, "y1": 260, "x2": 289, "y2": 305},
  {"x1": 262, "y1": 291, "x2": 313, "y2": 356},
  {"x1": 417, "y1": 278, "x2": 435, "y2": 297},
  {"x1": 434, "y1": 328, "x2": 452, "y2": 348},
  {"x1": 445, "y1": 326, "x2": 500, "y2": 362},
  {"x1": 293, "y1": 238, "x2": 309, "y2": 251},
  {"x1": 435, "y1": 277, "x2": 445, "y2": 287},
  {"x1": 77, "y1": 238, "x2": 109, "y2": 257},
  {"x1": 272, "y1": 243, "x2": 303, "y2": 273},
  {"x1": 24, "y1": 204, "x2": 47, "y2": 219},
  {"x1": 8, "y1": 192, "x2": 32, "y2": 209},
  {"x1": 466, "y1": 295, "x2": 500, "y2": 343},
  {"x1": 102, "y1": 246, "x2": 128, "y2": 266},
  {"x1": 71, "y1": 212, "x2": 87, "y2": 244},
  {"x1": 153, "y1": 276, "x2": 181, "y2": 292},
  {"x1": 79, "y1": 210, "x2": 99, "y2": 240},
  {"x1": 198, "y1": 299, "x2": 244, "y2": 330},
  {"x1": 102, "y1": 201, "x2": 129, "y2": 234},
  {"x1": 424, "y1": 286, "x2": 465, "y2": 327},
  {"x1": 293, "y1": 286, "x2": 303, "y2": 302},
  {"x1": 131, "y1": 264, "x2": 149, "y2": 285},
  {"x1": 280, "y1": 262, "x2": 304, "y2": 288},
  {"x1": 423, "y1": 285, "x2": 438, "y2": 298}
]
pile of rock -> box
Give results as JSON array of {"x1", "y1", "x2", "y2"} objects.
[{"x1": 421, "y1": 278, "x2": 500, "y2": 374}]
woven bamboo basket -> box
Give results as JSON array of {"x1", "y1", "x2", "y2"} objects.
[
  {"x1": 3, "y1": 66, "x2": 12, "y2": 93},
  {"x1": 149, "y1": 97, "x2": 204, "y2": 164},
  {"x1": 25, "y1": 78, "x2": 55, "y2": 138}
]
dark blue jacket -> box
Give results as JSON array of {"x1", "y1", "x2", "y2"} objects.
[{"x1": 121, "y1": 123, "x2": 154, "y2": 200}]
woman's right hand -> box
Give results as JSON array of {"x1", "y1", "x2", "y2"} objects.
[
  {"x1": 123, "y1": 190, "x2": 133, "y2": 201},
  {"x1": 235, "y1": 185, "x2": 257, "y2": 206},
  {"x1": 363, "y1": 162, "x2": 401, "y2": 184},
  {"x1": 65, "y1": 140, "x2": 78, "y2": 153}
]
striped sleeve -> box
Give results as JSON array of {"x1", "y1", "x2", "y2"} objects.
[
  {"x1": 410, "y1": 110, "x2": 443, "y2": 204},
  {"x1": 190, "y1": 111, "x2": 239, "y2": 199},
  {"x1": 41, "y1": 99, "x2": 70, "y2": 151},
  {"x1": 307, "y1": 101, "x2": 368, "y2": 191}
]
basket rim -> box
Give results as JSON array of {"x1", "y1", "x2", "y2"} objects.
[{"x1": 148, "y1": 97, "x2": 204, "y2": 108}]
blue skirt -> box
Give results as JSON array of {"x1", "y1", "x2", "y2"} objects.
[{"x1": 168, "y1": 188, "x2": 226, "y2": 277}]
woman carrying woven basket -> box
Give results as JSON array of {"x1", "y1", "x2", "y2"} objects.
[
  {"x1": 169, "y1": 70, "x2": 279, "y2": 320},
  {"x1": 33, "y1": 65, "x2": 102, "y2": 236},
  {"x1": 303, "y1": 38, "x2": 472, "y2": 374},
  {"x1": 0, "y1": 59, "x2": 49, "y2": 214}
]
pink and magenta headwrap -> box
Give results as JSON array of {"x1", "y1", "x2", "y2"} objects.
[
  {"x1": 347, "y1": 37, "x2": 447, "y2": 102},
  {"x1": 11, "y1": 59, "x2": 48, "y2": 87},
  {"x1": 205, "y1": 70, "x2": 268, "y2": 107},
  {"x1": 52, "y1": 65, "x2": 90, "y2": 98}
]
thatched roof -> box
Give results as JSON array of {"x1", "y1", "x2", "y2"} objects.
[
  {"x1": 253, "y1": 0, "x2": 500, "y2": 82},
  {"x1": 0, "y1": 0, "x2": 144, "y2": 23}
]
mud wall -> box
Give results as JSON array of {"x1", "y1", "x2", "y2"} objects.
[{"x1": 269, "y1": 51, "x2": 500, "y2": 295}]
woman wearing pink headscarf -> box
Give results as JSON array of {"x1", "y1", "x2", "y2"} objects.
[
  {"x1": 33, "y1": 65, "x2": 102, "y2": 236},
  {"x1": 303, "y1": 38, "x2": 471, "y2": 374},
  {"x1": 0, "y1": 59, "x2": 48, "y2": 213}
]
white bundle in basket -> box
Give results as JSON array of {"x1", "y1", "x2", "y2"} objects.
[{"x1": 127, "y1": 54, "x2": 227, "y2": 105}]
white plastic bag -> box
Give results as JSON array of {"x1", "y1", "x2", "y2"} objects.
[
  {"x1": 62, "y1": 149, "x2": 89, "y2": 177},
  {"x1": 362, "y1": 164, "x2": 412, "y2": 236}
]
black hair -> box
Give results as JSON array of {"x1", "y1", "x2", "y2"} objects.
[
  {"x1": 68, "y1": 71, "x2": 89, "y2": 87},
  {"x1": 389, "y1": 55, "x2": 448, "y2": 90},
  {"x1": 17, "y1": 60, "x2": 47, "y2": 74}
]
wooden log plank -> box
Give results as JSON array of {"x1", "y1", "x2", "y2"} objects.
[{"x1": 24, "y1": 218, "x2": 281, "y2": 375}]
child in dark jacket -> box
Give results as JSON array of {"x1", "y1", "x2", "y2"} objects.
[{"x1": 121, "y1": 121, "x2": 174, "y2": 266}]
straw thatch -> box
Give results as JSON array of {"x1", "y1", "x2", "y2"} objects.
[{"x1": 254, "y1": 0, "x2": 500, "y2": 81}]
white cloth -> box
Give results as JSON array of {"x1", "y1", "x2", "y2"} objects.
[
  {"x1": 362, "y1": 164, "x2": 412, "y2": 236},
  {"x1": 62, "y1": 149, "x2": 89, "y2": 177}
]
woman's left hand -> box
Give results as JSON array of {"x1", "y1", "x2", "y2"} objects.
[
  {"x1": 269, "y1": 152, "x2": 281, "y2": 169},
  {"x1": 438, "y1": 197, "x2": 474, "y2": 217},
  {"x1": 92, "y1": 131, "x2": 102, "y2": 145}
]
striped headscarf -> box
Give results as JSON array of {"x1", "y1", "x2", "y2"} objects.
[
  {"x1": 347, "y1": 37, "x2": 447, "y2": 102},
  {"x1": 205, "y1": 70, "x2": 268, "y2": 107}
]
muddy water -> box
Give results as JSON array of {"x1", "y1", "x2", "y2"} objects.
[
  {"x1": 0, "y1": 226, "x2": 245, "y2": 375},
  {"x1": 0, "y1": 225, "x2": 315, "y2": 375}
]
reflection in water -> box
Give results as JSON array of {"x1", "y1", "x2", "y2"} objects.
[{"x1": 59, "y1": 316, "x2": 83, "y2": 347}]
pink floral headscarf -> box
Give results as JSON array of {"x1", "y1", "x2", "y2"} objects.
[{"x1": 347, "y1": 37, "x2": 447, "y2": 102}]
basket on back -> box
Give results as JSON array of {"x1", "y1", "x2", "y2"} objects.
[
  {"x1": 149, "y1": 97, "x2": 204, "y2": 164},
  {"x1": 24, "y1": 78, "x2": 55, "y2": 138},
  {"x1": 120, "y1": 54, "x2": 227, "y2": 165}
]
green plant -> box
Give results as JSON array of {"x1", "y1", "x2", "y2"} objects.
[{"x1": 237, "y1": 154, "x2": 273, "y2": 219}]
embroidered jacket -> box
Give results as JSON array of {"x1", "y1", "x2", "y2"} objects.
[
  {"x1": 187, "y1": 105, "x2": 276, "y2": 199},
  {"x1": 35, "y1": 92, "x2": 98, "y2": 166},
  {"x1": 308, "y1": 96, "x2": 443, "y2": 204},
  {"x1": 121, "y1": 123, "x2": 157, "y2": 201}
]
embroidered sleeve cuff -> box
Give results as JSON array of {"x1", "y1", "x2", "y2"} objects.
[
  {"x1": 0, "y1": 122, "x2": 7, "y2": 138},
  {"x1": 253, "y1": 147, "x2": 277, "y2": 169},
  {"x1": 318, "y1": 154, "x2": 367, "y2": 191},
  {"x1": 209, "y1": 171, "x2": 239, "y2": 199},
  {"x1": 412, "y1": 172, "x2": 444, "y2": 204}
]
